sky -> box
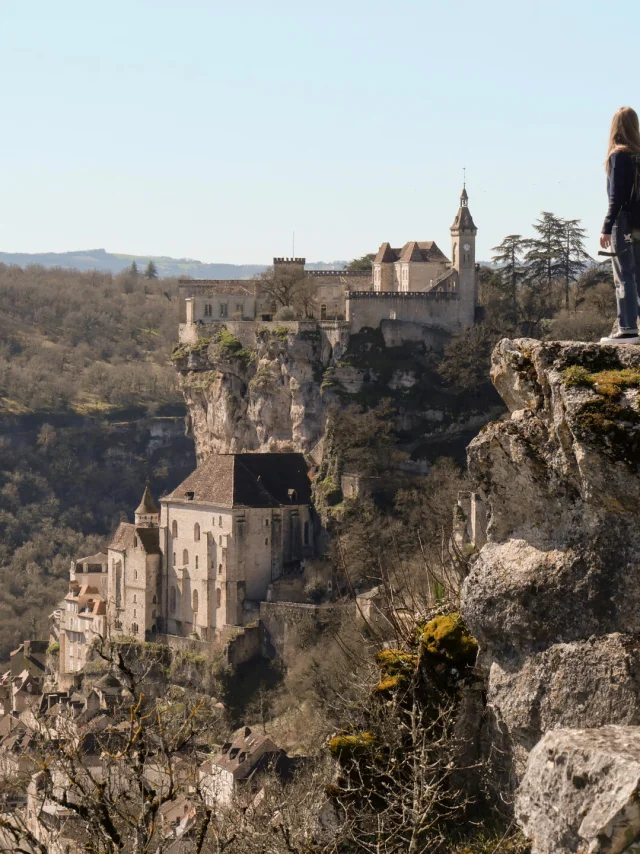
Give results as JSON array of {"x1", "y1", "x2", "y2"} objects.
[{"x1": 0, "y1": 0, "x2": 637, "y2": 265}]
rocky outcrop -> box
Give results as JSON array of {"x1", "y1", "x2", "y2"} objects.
[
  {"x1": 459, "y1": 339, "x2": 640, "y2": 849},
  {"x1": 173, "y1": 322, "x2": 501, "y2": 465},
  {"x1": 517, "y1": 727, "x2": 640, "y2": 854}
]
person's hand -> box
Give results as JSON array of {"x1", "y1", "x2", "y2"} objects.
[{"x1": 600, "y1": 233, "x2": 612, "y2": 249}]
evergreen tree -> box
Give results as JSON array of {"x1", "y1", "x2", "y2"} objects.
[
  {"x1": 559, "y1": 218, "x2": 591, "y2": 309},
  {"x1": 129, "y1": 260, "x2": 139, "y2": 277},
  {"x1": 524, "y1": 212, "x2": 565, "y2": 315},
  {"x1": 145, "y1": 260, "x2": 159, "y2": 279},
  {"x1": 491, "y1": 234, "x2": 526, "y2": 317}
]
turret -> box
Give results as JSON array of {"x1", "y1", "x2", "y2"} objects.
[{"x1": 134, "y1": 486, "x2": 160, "y2": 528}]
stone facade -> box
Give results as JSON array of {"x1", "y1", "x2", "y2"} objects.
[
  {"x1": 177, "y1": 186, "x2": 478, "y2": 344},
  {"x1": 103, "y1": 455, "x2": 315, "y2": 646}
]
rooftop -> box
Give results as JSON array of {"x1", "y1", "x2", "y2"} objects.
[
  {"x1": 374, "y1": 240, "x2": 449, "y2": 265},
  {"x1": 108, "y1": 523, "x2": 161, "y2": 554},
  {"x1": 164, "y1": 453, "x2": 312, "y2": 509}
]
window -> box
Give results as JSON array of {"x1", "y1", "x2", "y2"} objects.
[
  {"x1": 218, "y1": 563, "x2": 222, "y2": 575},
  {"x1": 320, "y1": 304, "x2": 327, "y2": 320},
  {"x1": 304, "y1": 521, "x2": 309, "y2": 546},
  {"x1": 219, "y1": 515, "x2": 222, "y2": 526},
  {"x1": 236, "y1": 303, "x2": 244, "y2": 315},
  {"x1": 219, "y1": 303, "x2": 228, "y2": 318},
  {"x1": 192, "y1": 589, "x2": 199, "y2": 613},
  {"x1": 133, "y1": 594, "x2": 137, "y2": 604},
  {"x1": 216, "y1": 588, "x2": 222, "y2": 608},
  {"x1": 152, "y1": 595, "x2": 157, "y2": 604},
  {"x1": 265, "y1": 538, "x2": 269, "y2": 546},
  {"x1": 134, "y1": 569, "x2": 138, "y2": 580},
  {"x1": 204, "y1": 303, "x2": 213, "y2": 318},
  {"x1": 195, "y1": 556, "x2": 199, "y2": 569},
  {"x1": 194, "y1": 523, "x2": 200, "y2": 542},
  {"x1": 152, "y1": 609, "x2": 156, "y2": 619},
  {"x1": 170, "y1": 587, "x2": 176, "y2": 613},
  {"x1": 171, "y1": 520, "x2": 178, "y2": 538},
  {"x1": 219, "y1": 535, "x2": 222, "y2": 546},
  {"x1": 182, "y1": 549, "x2": 189, "y2": 566},
  {"x1": 265, "y1": 519, "x2": 269, "y2": 527},
  {"x1": 133, "y1": 609, "x2": 136, "y2": 618}
]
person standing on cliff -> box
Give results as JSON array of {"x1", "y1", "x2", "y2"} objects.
[{"x1": 600, "y1": 106, "x2": 640, "y2": 345}]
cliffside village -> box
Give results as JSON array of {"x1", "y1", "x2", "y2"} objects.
[{"x1": 0, "y1": 187, "x2": 481, "y2": 851}]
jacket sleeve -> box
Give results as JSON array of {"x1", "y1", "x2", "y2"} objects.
[{"x1": 603, "y1": 151, "x2": 636, "y2": 234}]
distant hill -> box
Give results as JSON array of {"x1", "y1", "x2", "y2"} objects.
[{"x1": 0, "y1": 247, "x2": 349, "y2": 278}]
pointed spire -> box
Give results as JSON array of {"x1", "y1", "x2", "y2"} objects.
[
  {"x1": 460, "y1": 186, "x2": 468, "y2": 207},
  {"x1": 135, "y1": 486, "x2": 159, "y2": 516}
]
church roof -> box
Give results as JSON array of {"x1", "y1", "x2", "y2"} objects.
[
  {"x1": 164, "y1": 453, "x2": 312, "y2": 509},
  {"x1": 375, "y1": 241, "x2": 449, "y2": 264},
  {"x1": 179, "y1": 280, "x2": 256, "y2": 297},
  {"x1": 136, "y1": 486, "x2": 159, "y2": 516},
  {"x1": 108, "y1": 523, "x2": 160, "y2": 555}
]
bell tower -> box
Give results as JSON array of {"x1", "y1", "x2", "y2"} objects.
[{"x1": 450, "y1": 185, "x2": 478, "y2": 326}]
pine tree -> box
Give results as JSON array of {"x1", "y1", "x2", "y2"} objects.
[
  {"x1": 129, "y1": 261, "x2": 139, "y2": 277},
  {"x1": 145, "y1": 260, "x2": 158, "y2": 279},
  {"x1": 491, "y1": 234, "x2": 526, "y2": 317},
  {"x1": 559, "y1": 219, "x2": 591, "y2": 309},
  {"x1": 524, "y1": 212, "x2": 565, "y2": 315}
]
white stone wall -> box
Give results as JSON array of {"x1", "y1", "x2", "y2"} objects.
[{"x1": 346, "y1": 291, "x2": 465, "y2": 332}]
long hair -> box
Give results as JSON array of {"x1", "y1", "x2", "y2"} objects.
[{"x1": 606, "y1": 107, "x2": 640, "y2": 173}]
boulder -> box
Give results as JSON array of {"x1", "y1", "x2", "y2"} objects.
[{"x1": 516, "y1": 726, "x2": 640, "y2": 853}]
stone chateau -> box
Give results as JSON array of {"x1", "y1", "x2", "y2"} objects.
[{"x1": 178, "y1": 186, "x2": 478, "y2": 344}]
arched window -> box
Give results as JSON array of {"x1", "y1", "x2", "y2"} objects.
[
  {"x1": 170, "y1": 586, "x2": 176, "y2": 613},
  {"x1": 219, "y1": 535, "x2": 222, "y2": 546},
  {"x1": 216, "y1": 588, "x2": 221, "y2": 608},
  {"x1": 173, "y1": 552, "x2": 176, "y2": 567},
  {"x1": 195, "y1": 556, "x2": 199, "y2": 569},
  {"x1": 152, "y1": 595, "x2": 157, "y2": 604},
  {"x1": 182, "y1": 549, "x2": 189, "y2": 566},
  {"x1": 192, "y1": 589, "x2": 199, "y2": 613},
  {"x1": 218, "y1": 563, "x2": 222, "y2": 575},
  {"x1": 194, "y1": 523, "x2": 200, "y2": 542},
  {"x1": 171, "y1": 520, "x2": 178, "y2": 538},
  {"x1": 219, "y1": 516, "x2": 222, "y2": 527}
]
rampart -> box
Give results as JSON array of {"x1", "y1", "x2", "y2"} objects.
[
  {"x1": 346, "y1": 291, "x2": 461, "y2": 332},
  {"x1": 259, "y1": 601, "x2": 337, "y2": 659}
]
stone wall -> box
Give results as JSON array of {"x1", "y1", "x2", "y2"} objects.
[
  {"x1": 259, "y1": 601, "x2": 333, "y2": 660},
  {"x1": 346, "y1": 292, "x2": 462, "y2": 332}
]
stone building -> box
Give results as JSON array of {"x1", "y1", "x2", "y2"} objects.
[
  {"x1": 107, "y1": 487, "x2": 162, "y2": 641},
  {"x1": 178, "y1": 186, "x2": 478, "y2": 343},
  {"x1": 158, "y1": 453, "x2": 314, "y2": 639},
  {"x1": 101, "y1": 455, "x2": 314, "y2": 645}
]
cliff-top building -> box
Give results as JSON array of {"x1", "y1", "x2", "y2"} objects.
[{"x1": 178, "y1": 186, "x2": 478, "y2": 342}]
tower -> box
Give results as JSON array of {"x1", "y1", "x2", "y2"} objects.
[
  {"x1": 134, "y1": 486, "x2": 160, "y2": 528},
  {"x1": 450, "y1": 186, "x2": 478, "y2": 325}
]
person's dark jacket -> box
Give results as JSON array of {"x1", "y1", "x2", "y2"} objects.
[{"x1": 603, "y1": 149, "x2": 640, "y2": 234}]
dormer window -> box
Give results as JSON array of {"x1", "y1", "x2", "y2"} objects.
[{"x1": 186, "y1": 491, "x2": 195, "y2": 501}]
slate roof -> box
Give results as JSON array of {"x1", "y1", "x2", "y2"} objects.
[
  {"x1": 374, "y1": 240, "x2": 449, "y2": 264},
  {"x1": 164, "y1": 453, "x2": 312, "y2": 509},
  {"x1": 451, "y1": 189, "x2": 477, "y2": 231},
  {"x1": 136, "y1": 486, "x2": 159, "y2": 515},
  {"x1": 108, "y1": 523, "x2": 160, "y2": 554},
  {"x1": 204, "y1": 726, "x2": 281, "y2": 777}
]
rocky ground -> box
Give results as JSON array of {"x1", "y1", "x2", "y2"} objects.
[{"x1": 460, "y1": 338, "x2": 640, "y2": 853}]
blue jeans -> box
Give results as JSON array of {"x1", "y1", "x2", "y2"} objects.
[{"x1": 612, "y1": 211, "x2": 640, "y2": 330}]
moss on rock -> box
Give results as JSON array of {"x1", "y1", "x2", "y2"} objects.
[
  {"x1": 419, "y1": 613, "x2": 478, "y2": 668},
  {"x1": 328, "y1": 731, "x2": 377, "y2": 761}
]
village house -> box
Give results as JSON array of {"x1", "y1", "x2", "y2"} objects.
[{"x1": 199, "y1": 726, "x2": 287, "y2": 806}]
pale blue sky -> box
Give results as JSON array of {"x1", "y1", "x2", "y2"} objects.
[{"x1": 0, "y1": 0, "x2": 635, "y2": 264}]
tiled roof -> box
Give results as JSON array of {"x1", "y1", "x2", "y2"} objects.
[
  {"x1": 376, "y1": 241, "x2": 449, "y2": 264},
  {"x1": 164, "y1": 454, "x2": 312, "y2": 508},
  {"x1": 451, "y1": 206, "x2": 476, "y2": 231},
  {"x1": 75, "y1": 552, "x2": 108, "y2": 568},
  {"x1": 212, "y1": 726, "x2": 280, "y2": 776},
  {"x1": 108, "y1": 523, "x2": 160, "y2": 555}
]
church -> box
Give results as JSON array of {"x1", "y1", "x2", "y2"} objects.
[{"x1": 105, "y1": 454, "x2": 314, "y2": 644}]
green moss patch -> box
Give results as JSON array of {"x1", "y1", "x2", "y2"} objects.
[
  {"x1": 212, "y1": 328, "x2": 254, "y2": 367},
  {"x1": 419, "y1": 613, "x2": 478, "y2": 668},
  {"x1": 563, "y1": 364, "x2": 640, "y2": 398},
  {"x1": 375, "y1": 648, "x2": 418, "y2": 676},
  {"x1": 328, "y1": 732, "x2": 376, "y2": 761}
]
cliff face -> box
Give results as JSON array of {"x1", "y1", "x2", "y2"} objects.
[
  {"x1": 172, "y1": 322, "x2": 500, "y2": 466},
  {"x1": 460, "y1": 338, "x2": 640, "y2": 853}
]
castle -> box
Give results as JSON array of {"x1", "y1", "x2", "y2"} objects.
[{"x1": 178, "y1": 186, "x2": 478, "y2": 343}]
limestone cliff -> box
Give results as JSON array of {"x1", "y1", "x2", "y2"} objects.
[
  {"x1": 459, "y1": 338, "x2": 640, "y2": 853},
  {"x1": 172, "y1": 321, "x2": 500, "y2": 467}
]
